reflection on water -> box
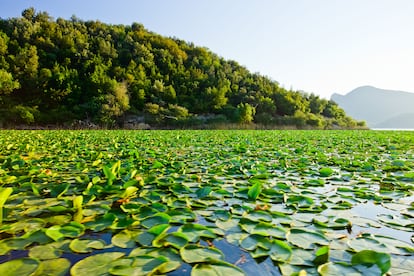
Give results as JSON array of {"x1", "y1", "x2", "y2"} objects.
[{"x1": 350, "y1": 201, "x2": 412, "y2": 244}]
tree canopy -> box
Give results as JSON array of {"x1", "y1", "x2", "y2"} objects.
[{"x1": 0, "y1": 8, "x2": 365, "y2": 128}]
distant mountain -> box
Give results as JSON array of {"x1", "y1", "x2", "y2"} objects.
[{"x1": 331, "y1": 86, "x2": 414, "y2": 129}]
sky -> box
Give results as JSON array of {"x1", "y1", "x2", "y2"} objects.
[{"x1": 1, "y1": 0, "x2": 414, "y2": 99}]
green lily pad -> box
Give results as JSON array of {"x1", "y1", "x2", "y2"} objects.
[
  {"x1": 192, "y1": 260, "x2": 245, "y2": 276},
  {"x1": 33, "y1": 258, "x2": 71, "y2": 276},
  {"x1": 0, "y1": 258, "x2": 39, "y2": 276},
  {"x1": 247, "y1": 180, "x2": 262, "y2": 201},
  {"x1": 152, "y1": 232, "x2": 189, "y2": 249},
  {"x1": 287, "y1": 228, "x2": 329, "y2": 249},
  {"x1": 318, "y1": 262, "x2": 361, "y2": 276},
  {"x1": 269, "y1": 239, "x2": 293, "y2": 263},
  {"x1": 178, "y1": 223, "x2": 217, "y2": 242},
  {"x1": 141, "y1": 213, "x2": 170, "y2": 228},
  {"x1": 351, "y1": 250, "x2": 391, "y2": 275},
  {"x1": 45, "y1": 222, "x2": 85, "y2": 241},
  {"x1": 348, "y1": 235, "x2": 388, "y2": 253},
  {"x1": 29, "y1": 244, "x2": 62, "y2": 259},
  {"x1": 70, "y1": 238, "x2": 106, "y2": 253},
  {"x1": 109, "y1": 255, "x2": 170, "y2": 276},
  {"x1": 0, "y1": 237, "x2": 33, "y2": 255},
  {"x1": 112, "y1": 230, "x2": 137, "y2": 248},
  {"x1": 70, "y1": 252, "x2": 125, "y2": 276},
  {"x1": 180, "y1": 244, "x2": 224, "y2": 263},
  {"x1": 319, "y1": 168, "x2": 334, "y2": 177}
]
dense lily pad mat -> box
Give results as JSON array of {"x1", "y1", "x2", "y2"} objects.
[{"x1": 0, "y1": 130, "x2": 413, "y2": 275}]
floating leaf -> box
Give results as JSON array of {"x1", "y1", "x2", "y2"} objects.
[
  {"x1": 112, "y1": 230, "x2": 136, "y2": 248},
  {"x1": 287, "y1": 228, "x2": 329, "y2": 249},
  {"x1": 192, "y1": 260, "x2": 245, "y2": 276},
  {"x1": 45, "y1": 222, "x2": 85, "y2": 241},
  {"x1": 33, "y1": 258, "x2": 71, "y2": 276},
  {"x1": 247, "y1": 180, "x2": 262, "y2": 201},
  {"x1": 351, "y1": 250, "x2": 391, "y2": 275},
  {"x1": 180, "y1": 244, "x2": 223, "y2": 263},
  {"x1": 0, "y1": 258, "x2": 39, "y2": 276},
  {"x1": 269, "y1": 239, "x2": 293, "y2": 263},
  {"x1": 319, "y1": 167, "x2": 334, "y2": 177},
  {"x1": 70, "y1": 239, "x2": 106, "y2": 253},
  {"x1": 153, "y1": 232, "x2": 188, "y2": 249},
  {"x1": 109, "y1": 255, "x2": 169, "y2": 276},
  {"x1": 70, "y1": 252, "x2": 125, "y2": 276},
  {"x1": 0, "y1": 187, "x2": 13, "y2": 224},
  {"x1": 313, "y1": 246, "x2": 329, "y2": 265},
  {"x1": 29, "y1": 244, "x2": 62, "y2": 260},
  {"x1": 141, "y1": 213, "x2": 170, "y2": 228},
  {"x1": 196, "y1": 186, "x2": 212, "y2": 198},
  {"x1": 178, "y1": 223, "x2": 216, "y2": 242},
  {"x1": 318, "y1": 262, "x2": 361, "y2": 276}
]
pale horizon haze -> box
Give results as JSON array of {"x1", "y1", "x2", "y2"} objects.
[{"x1": 1, "y1": 0, "x2": 414, "y2": 99}]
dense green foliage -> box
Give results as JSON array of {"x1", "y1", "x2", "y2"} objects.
[
  {"x1": 0, "y1": 130, "x2": 413, "y2": 275},
  {"x1": 0, "y1": 8, "x2": 364, "y2": 128}
]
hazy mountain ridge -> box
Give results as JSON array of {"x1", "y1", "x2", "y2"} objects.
[{"x1": 331, "y1": 86, "x2": 414, "y2": 129}]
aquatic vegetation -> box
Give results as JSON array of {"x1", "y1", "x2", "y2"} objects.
[{"x1": 0, "y1": 130, "x2": 413, "y2": 275}]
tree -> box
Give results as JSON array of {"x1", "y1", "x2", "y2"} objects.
[
  {"x1": 100, "y1": 81, "x2": 130, "y2": 125},
  {"x1": 0, "y1": 69, "x2": 20, "y2": 95},
  {"x1": 236, "y1": 103, "x2": 255, "y2": 124}
]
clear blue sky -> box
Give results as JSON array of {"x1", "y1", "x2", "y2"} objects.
[{"x1": 1, "y1": 0, "x2": 414, "y2": 98}]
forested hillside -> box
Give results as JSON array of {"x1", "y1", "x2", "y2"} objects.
[{"x1": 0, "y1": 8, "x2": 364, "y2": 128}]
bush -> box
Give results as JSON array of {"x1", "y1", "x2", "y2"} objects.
[{"x1": 9, "y1": 105, "x2": 38, "y2": 124}]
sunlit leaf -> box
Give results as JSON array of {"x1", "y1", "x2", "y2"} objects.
[
  {"x1": 287, "y1": 228, "x2": 329, "y2": 249},
  {"x1": 33, "y1": 258, "x2": 71, "y2": 276},
  {"x1": 351, "y1": 250, "x2": 391, "y2": 275},
  {"x1": 180, "y1": 244, "x2": 224, "y2": 263},
  {"x1": 70, "y1": 239, "x2": 106, "y2": 253},
  {"x1": 318, "y1": 262, "x2": 361, "y2": 276},
  {"x1": 192, "y1": 260, "x2": 245, "y2": 276},
  {"x1": 0, "y1": 258, "x2": 39, "y2": 276},
  {"x1": 70, "y1": 252, "x2": 125, "y2": 276}
]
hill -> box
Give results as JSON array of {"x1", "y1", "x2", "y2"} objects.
[
  {"x1": 331, "y1": 86, "x2": 414, "y2": 129},
  {"x1": 0, "y1": 8, "x2": 363, "y2": 129}
]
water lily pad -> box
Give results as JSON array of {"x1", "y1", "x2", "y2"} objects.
[
  {"x1": 317, "y1": 262, "x2": 361, "y2": 276},
  {"x1": 45, "y1": 222, "x2": 85, "y2": 241},
  {"x1": 70, "y1": 252, "x2": 125, "y2": 276},
  {"x1": 33, "y1": 258, "x2": 71, "y2": 276},
  {"x1": 348, "y1": 235, "x2": 388, "y2": 253},
  {"x1": 247, "y1": 181, "x2": 262, "y2": 201},
  {"x1": 192, "y1": 260, "x2": 245, "y2": 276},
  {"x1": 180, "y1": 244, "x2": 224, "y2": 263},
  {"x1": 152, "y1": 232, "x2": 189, "y2": 249},
  {"x1": 269, "y1": 239, "x2": 293, "y2": 263},
  {"x1": 319, "y1": 168, "x2": 334, "y2": 177},
  {"x1": 0, "y1": 258, "x2": 39, "y2": 276},
  {"x1": 112, "y1": 230, "x2": 137, "y2": 248},
  {"x1": 0, "y1": 237, "x2": 33, "y2": 255},
  {"x1": 287, "y1": 228, "x2": 329, "y2": 249},
  {"x1": 351, "y1": 250, "x2": 391, "y2": 275},
  {"x1": 378, "y1": 214, "x2": 414, "y2": 231},
  {"x1": 70, "y1": 238, "x2": 106, "y2": 253},
  {"x1": 29, "y1": 244, "x2": 62, "y2": 259},
  {"x1": 178, "y1": 223, "x2": 217, "y2": 242},
  {"x1": 141, "y1": 213, "x2": 170, "y2": 228},
  {"x1": 109, "y1": 255, "x2": 169, "y2": 276},
  {"x1": 240, "y1": 234, "x2": 265, "y2": 251}
]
